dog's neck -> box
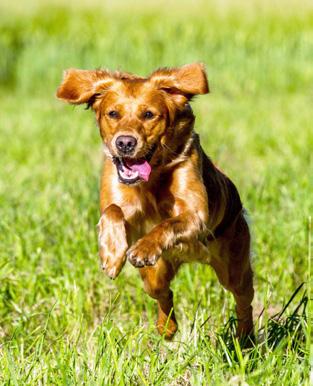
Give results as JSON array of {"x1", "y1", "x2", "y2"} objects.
[{"x1": 159, "y1": 129, "x2": 197, "y2": 172}]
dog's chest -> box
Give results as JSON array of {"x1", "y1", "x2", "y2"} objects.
[
  {"x1": 122, "y1": 188, "x2": 212, "y2": 264},
  {"x1": 125, "y1": 193, "x2": 212, "y2": 264},
  {"x1": 125, "y1": 191, "x2": 166, "y2": 243}
]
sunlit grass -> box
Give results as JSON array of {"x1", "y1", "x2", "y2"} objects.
[{"x1": 0, "y1": 1, "x2": 312, "y2": 384}]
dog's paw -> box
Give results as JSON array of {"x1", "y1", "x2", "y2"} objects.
[
  {"x1": 99, "y1": 246, "x2": 126, "y2": 279},
  {"x1": 97, "y1": 213, "x2": 128, "y2": 279},
  {"x1": 127, "y1": 238, "x2": 162, "y2": 267}
]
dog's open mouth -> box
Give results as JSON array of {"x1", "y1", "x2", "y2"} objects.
[
  {"x1": 114, "y1": 157, "x2": 151, "y2": 184},
  {"x1": 113, "y1": 145, "x2": 157, "y2": 185}
]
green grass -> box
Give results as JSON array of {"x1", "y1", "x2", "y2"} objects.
[{"x1": 0, "y1": 1, "x2": 312, "y2": 384}]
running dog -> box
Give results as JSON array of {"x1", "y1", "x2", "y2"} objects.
[{"x1": 57, "y1": 63, "x2": 254, "y2": 339}]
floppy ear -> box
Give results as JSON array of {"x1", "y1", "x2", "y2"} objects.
[
  {"x1": 56, "y1": 69, "x2": 114, "y2": 106},
  {"x1": 149, "y1": 63, "x2": 209, "y2": 101}
]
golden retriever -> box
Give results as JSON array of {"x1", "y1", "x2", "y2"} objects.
[{"x1": 57, "y1": 63, "x2": 254, "y2": 340}]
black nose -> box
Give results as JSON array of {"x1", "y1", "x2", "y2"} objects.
[{"x1": 115, "y1": 135, "x2": 137, "y2": 154}]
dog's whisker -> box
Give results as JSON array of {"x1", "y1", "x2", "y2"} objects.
[{"x1": 161, "y1": 143, "x2": 180, "y2": 156}]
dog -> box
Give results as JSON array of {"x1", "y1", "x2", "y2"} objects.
[{"x1": 56, "y1": 63, "x2": 254, "y2": 340}]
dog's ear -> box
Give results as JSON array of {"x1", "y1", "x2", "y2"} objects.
[
  {"x1": 150, "y1": 63, "x2": 209, "y2": 102},
  {"x1": 56, "y1": 69, "x2": 114, "y2": 107}
]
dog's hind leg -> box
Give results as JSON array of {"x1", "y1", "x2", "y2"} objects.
[
  {"x1": 210, "y1": 214, "x2": 254, "y2": 339},
  {"x1": 139, "y1": 258, "x2": 178, "y2": 340}
]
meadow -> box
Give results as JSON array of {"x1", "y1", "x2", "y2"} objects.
[{"x1": 0, "y1": 1, "x2": 312, "y2": 384}]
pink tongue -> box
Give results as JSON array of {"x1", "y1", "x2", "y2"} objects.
[{"x1": 125, "y1": 159, "x2": 152, "y2": 181}]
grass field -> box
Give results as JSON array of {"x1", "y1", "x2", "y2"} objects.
[{"x1": 0, "y1": 1, "x2": 312, "y2": 384}]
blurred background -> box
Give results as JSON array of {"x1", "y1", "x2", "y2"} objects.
[{"x1": 0, "y1": 0, "x2": 312, "y2": 384}]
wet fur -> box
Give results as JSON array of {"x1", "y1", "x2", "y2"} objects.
[{"x1": 57, "y1": 63, "x2": 254, "y2": 339}]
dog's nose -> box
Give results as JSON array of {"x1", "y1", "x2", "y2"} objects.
[{"x1": 115, "y1": 135, "x2": 137, "y2": 154}]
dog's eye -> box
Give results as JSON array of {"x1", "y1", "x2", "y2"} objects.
[
  {"x1": 108, "y1": 110, "x2": 119, "y2": 119},
  {"x1": 143, "y1": 111, "x2": 154, "y2": 120}
]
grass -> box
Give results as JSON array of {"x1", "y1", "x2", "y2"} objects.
[{"x1": 0, "y1": 1, "x2": 312, "y2": 384}]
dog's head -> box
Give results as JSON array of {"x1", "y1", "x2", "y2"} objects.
[{"x1": 57, "y1": 63, "x2": 209, "y2": 185}]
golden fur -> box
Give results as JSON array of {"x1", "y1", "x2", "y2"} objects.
[{"x1": 57, "y1": 63, "x2": 254, "y2": 339}]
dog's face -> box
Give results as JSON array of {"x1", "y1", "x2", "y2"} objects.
[
  {"x1": 57, "y1": 63, "x2": 209, "y2": 185},
  {"x1": 95, "y1": 79, "x2": 171, "y2": 184}
]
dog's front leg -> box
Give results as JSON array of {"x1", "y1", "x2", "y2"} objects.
[
  {"x1": 97, "y1": 204, "x2": 128, "y2": 279},
  {"x1": 127, "y1": 211, "x2": 206, "y2": 267}
]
